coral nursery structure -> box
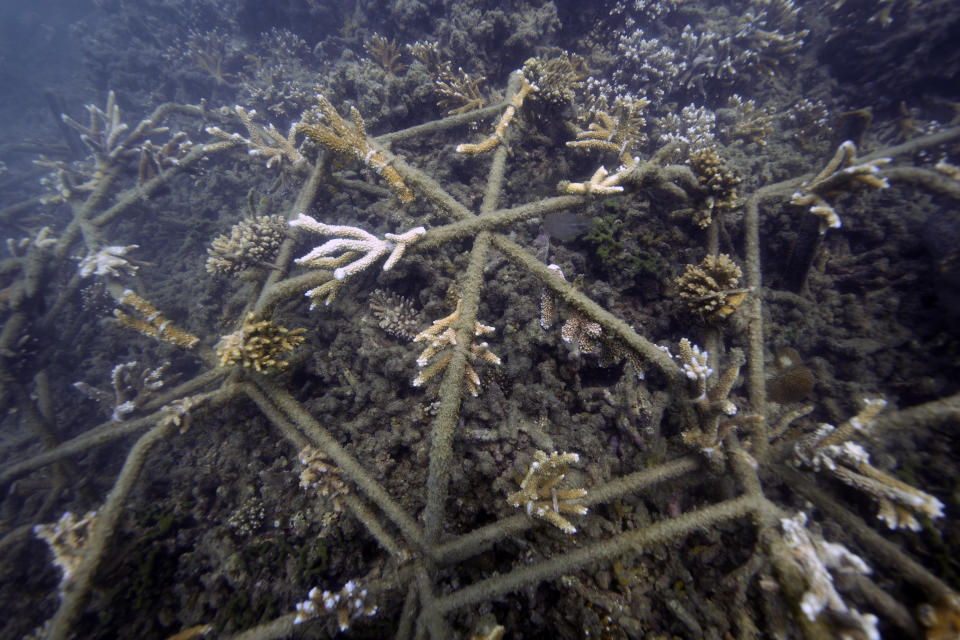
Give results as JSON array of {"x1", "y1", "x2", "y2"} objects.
[{"x1": 1, "y1": 1, "x2": 960, "y2": 639}]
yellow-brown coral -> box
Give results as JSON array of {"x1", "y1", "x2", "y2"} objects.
[
  {"x1": 688, "y1": 146, "x2": 741, "y2": 218},
  {"x1": 435, "y1": 64, "x2": 486, "y2": 115},
  {"x1": 791, "y1": 140, "x2": 890, "y2": 233},
  {"x1": 675, "y1": 253, "x2": 748, "y2": 321},
  {"x1": 205, "y1": 105, "x2": 304, "y2": 169},
  {"x1": 456, "y1": 76, "x2": 537, "y2": 155},
  {"x1": 205, "y1": 215, "x2": 288, "y2": 276},
  {"x1": 34, "y1": 510, "x2": 99, "y2": 587},
  {"x1": 364, "y1": 33, "x2": 406, "y2": 76},
  {"x1": 919, "y1": 595, "x2": 960, "y2": 640},
  {"x1": 722, "y1": 95, "x2": 774, "y2": 147},
  {"x1": 114, "y1": 290, "x2": 200, "y2": 349},
  {"x1": 298, "y1": 95, "x2": 414, "y2": 203},
  {"x1": 795, "y1": 398, "x2": 945, "y2": 531},
  {"x1": 216, "y1": 313, "x2": 306, "y2": 372},
  {"x1": 521, "y1": 52, "x2": 588, "y2": 107},
  {"x1": 299, "y1": 445, "x2": 350, "y2": 511},
  {"x1": 507, "y1": 450, "x2": 588, "y2": 534},
  {"x1": 412, "y1": 299, "x2": 500, "y2": 396},
  {"x1": 567, "y1": 94, "x2": 650, "y2": 164}
]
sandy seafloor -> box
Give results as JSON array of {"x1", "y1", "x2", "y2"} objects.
[{"x1": 1, "y1": 0, "x2": 959, "y2": 638}]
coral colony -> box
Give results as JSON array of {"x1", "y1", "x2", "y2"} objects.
[{"x1": 2, "y1": 0, "x2": 960, "y2": 638}]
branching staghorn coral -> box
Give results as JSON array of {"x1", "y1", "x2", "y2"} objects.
[
  {"x1": 2, "y1": 72, "x2": 960, "y2": 640},
  {"x1": 721, "y1": 94, "x2": 775, "y2": 146},
  {"x1": 780, "y1": 511, "x2": 879, "y2": 639},
  {"x1": 567, "y1": 93, "x2": 650, "y2": 164},
  {"x1": 293, "y1": 578, "x2": 378, "y2": 629},
  {"x1": 794, "y1": 398, "x2": 945, "y2": 531},
  {"x1": 434, "y1": 64, "x2": 487, "y2": 115},
  {"x1": 455, "y1": 75, "x2": 537, "y2": 154},
  {"x1": 76, "y1": 244, "x2": 140, "y2": 279},
  {"x1": 299, "y1": 445, "x2": 350, "y2": 511},
  {"x1": 163, "y1": 28, "x2": 242, "y2": 85},
  {"x1": 791, "y1": 140, "x2": 891, "y2": 232},
  {"x1": 33, "y1": 510, "x2": 99, "y2": 592},
  {"x1": 412, "y1": 299, "x2": 501, "y2": 397},
  {"x1": 205, "y1": 105, "x2": 305, "y2": 170},
  {"x1": 73, "y1": 360, "x2": 170, "y2": 422},
  {"x1": 506, "y1": 450, "x2": 588, "y2": 534},
  {"x1": 113, "y1": 289, "x2": 200, "y2": 349},
  {"x1": 297, "y1": 94, "x2": 415, "y2": 202},
  {"x1": 61, "y1": 90, "x2": 169, "y2": 168},
  {"x1": 364, "y1": 33, "x2": 407, "y2": 76},
  {"x1": 288, "y1": 213, "x2": 426, "y2": 307}
]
